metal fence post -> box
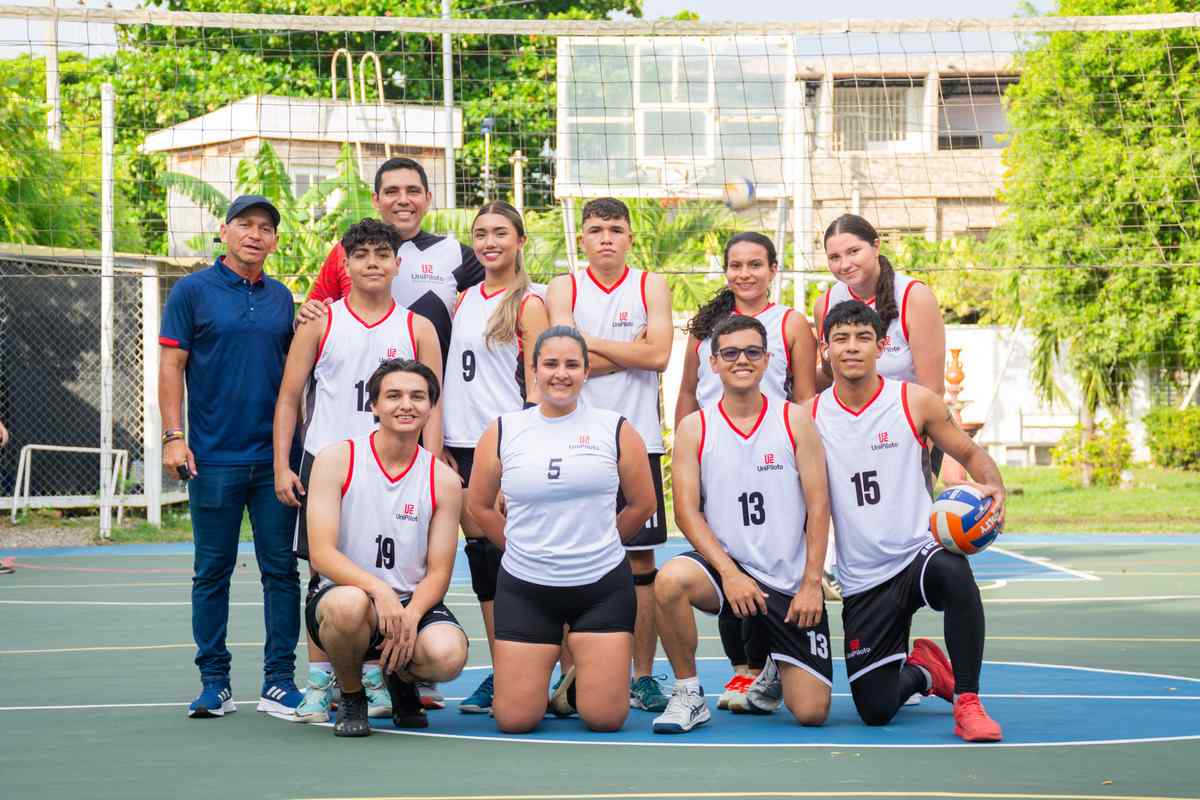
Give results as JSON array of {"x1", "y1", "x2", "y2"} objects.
[
  {"x1": 99, "y1": 83, "x2": 114, "y2": 539},
  {"x1": 141, "y1": 264, "x2": 162, "y2": 526}
]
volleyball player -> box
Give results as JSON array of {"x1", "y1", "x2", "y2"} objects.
[
  {"x1": 674, "y1": 231, "x2": 818, "y2": 711},
  {"x1": 814, "y1": 214, "x2": 947, "y2": 601},
  {"x1": 273, "y1": 219, "x2": 445, "y2": 722},
  {"x1": 545, "y1": 198, "x2": 674, "y2": 712},
  {"x1": 441, "y1": 202, "x2": 550, "y2": 714},
  {"x1": 303, "y1": 359, "x2": 467, "y2": 737},
  {"x1": 653, "y1": 315, "x2": 831, "y2": 734},
  {"x1": 812, "y1": 300, "x2": 1004, "y2": 742},
  {"x1": 467, "y1": 327, "x2": 656, "y2": 734}
]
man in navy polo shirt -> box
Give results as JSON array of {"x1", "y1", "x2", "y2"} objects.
[{"x1": 159, "y1": 195, "x2": 303, "y2": 719}]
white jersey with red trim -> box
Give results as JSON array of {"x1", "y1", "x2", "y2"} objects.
[
  {"x1": 571, "y1": 266, "x2": 664, "y2": 453},
  {"x1": 443, "y1": 285, "x2": 540, "y2": 447},
  {"x1": 319, "y1": 433, "x2": 436, "y2": 596},
  {"x1": 696, "y1": 304, "x2": 793, "y2": 409},
  {"x1": 304, "y1": 300, "x2": 417, "y2": 456},
  {"x1": 811, "y1": 377, "x2": 931, "y2": 597},
  {"x1": 820, "y1": 273, "x2": 919, "y2": 382},
  {"x1": 698, "y1": 395, "x2": 809, "y2": 594},
  {"x1": 498, "y1": 406, "x2": 626, "y2": 587}
]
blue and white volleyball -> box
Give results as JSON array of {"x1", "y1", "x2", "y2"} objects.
[
  {"x1": 930, "y1": 485, "x2": 1003, "y2": 555},
  {"x1": 722, "y1": 176, "x2": 757, "y2": 210}
]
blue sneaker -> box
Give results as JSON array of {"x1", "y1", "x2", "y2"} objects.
[
  {"x1": 295, "y1": 666, "x2": 334, "y2": 723},
  {"x1": 188, "y1": 681, "x2": 235, "y2": 718},
  {"x1": 459, "y1": 673, "x2": 494, "y2": 714},
  {"x1": 258, "y1": 679, "x2": 303, "y2": 719},
  {"x1": 630, "y1": 675, "x2": 669, "y2": 712},
  {"x1": 362, "y1": 666, "x2": 393, "y2": 719}
]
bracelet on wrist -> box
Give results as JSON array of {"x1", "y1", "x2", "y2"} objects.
[{"x1": 162, "y1": 430, "x2": 185, "y2": 446}]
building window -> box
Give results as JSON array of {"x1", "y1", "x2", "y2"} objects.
[
  {"x1": 938, "y1": 77, "x2": 1016, "y2": 151},
  {"x1": 832, "y1": 80, "x2": 924, "y2": 153}
]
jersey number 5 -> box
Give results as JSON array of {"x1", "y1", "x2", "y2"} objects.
[
  {"x1": 851, "y1": 470, "x2": 881, "y2": 506},
  {"x1": 547, "y1": 457, "x2": 562, "y2": 480}
]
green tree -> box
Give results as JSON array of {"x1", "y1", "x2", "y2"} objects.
[{"x1": 1002, "y1": 0, "x2": 1200, "y2": 439}]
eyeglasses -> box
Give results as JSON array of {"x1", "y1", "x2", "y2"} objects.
[{"x1": 717, "y1": 346, "x2": 766, "y2": 363}]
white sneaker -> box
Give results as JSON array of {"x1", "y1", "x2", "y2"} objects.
[
  {"x1": 737, "y1": 657, "x2": 782, "y2": 715},
  {"x1": 652, "y1": 683, "x2": 710, "y2": 734},
  {"x1": 362, "y1": 666, "x2": 393, "y2": 718}
]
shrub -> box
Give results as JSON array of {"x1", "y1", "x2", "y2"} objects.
[
  {"x1": 1143, "y1": 407, "x2": 1200, "y2": 471},
  {"x1": 1052, "y1": 416, "x2": 1133, "y2": 487}
]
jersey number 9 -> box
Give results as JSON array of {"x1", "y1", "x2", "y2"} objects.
[{"x1": 462, "y1": 350, "x2": 476, "y2": 382}]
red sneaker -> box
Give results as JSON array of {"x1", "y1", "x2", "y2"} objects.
[
  {"x1": 907, "y1": 638, "x2": 955, "y2": 702},
  {"x1": 717, "y1": 673, "x2": 754, "y2": 710},
  {"x1": 953, "y1": 692, "x2": 1003, "y2": 742}
]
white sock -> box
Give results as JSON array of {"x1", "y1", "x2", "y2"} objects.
[
  {"x1": 676, "y1": 676, "x2": 701, "y2": 693},
  {"x1": 310, "y1": 661, "x2": 332, "y2": 673}
]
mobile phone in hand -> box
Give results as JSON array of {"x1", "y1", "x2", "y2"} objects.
[{"x1": 176, "y1": 464, "x2": 193, "y2": 481}]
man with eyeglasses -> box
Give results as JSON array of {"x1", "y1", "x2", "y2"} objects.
[{"x1": 650, "y1": 314, "x2": 833, "y2": 734}]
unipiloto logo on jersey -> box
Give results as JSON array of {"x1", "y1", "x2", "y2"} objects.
[
  {"x1": 386, "y1": 347, "x2": 398, "y2": 359},
  {"x1": 847, "y1": 639, "x2": 872, "y2": 658},
  {"x1": 395, "y1": 503, "x2": 419, "y2": 522},
  {"x1": 569, "y1": 433, "x2": 600, "y2": 452},
  {"x1": 757, "y1": 452, "x2": 784, "y2": 472},
  {"x1": 612, "y1": 310, "x2": 635, "y2": 329},
  {"x1": 871, "y1": 430, "x2": 898, "y2": 451}
]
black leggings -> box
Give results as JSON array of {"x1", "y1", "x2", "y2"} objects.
[
  {"x1": 851, "y1": 551, "x2": 984, "y2": 726},
  {"x1": 718, "y1": 610, "x2": 769, "y2": 671}
]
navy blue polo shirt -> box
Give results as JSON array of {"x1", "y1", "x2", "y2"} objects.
[{"x1": 160, "y1": 257, "x2": 295, "y2": 465}]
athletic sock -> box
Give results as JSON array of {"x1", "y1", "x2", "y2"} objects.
[
  {"x1": 915, "y1": 665, "x2": 932, "y2": 693},
  {"x1": 310, "y1": 661, "x2": 332, "y2": 673},
  {"x1": 676, "y1": 676, "x2": 701, "y2": 692}
]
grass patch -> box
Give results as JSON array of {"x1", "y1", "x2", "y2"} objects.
[
  {"x1": 997, "y1": 465, "x2": 1200, "y2": 533},
  {"x1": 3, "y1": 506, "x2": 254, "y2": 544}
]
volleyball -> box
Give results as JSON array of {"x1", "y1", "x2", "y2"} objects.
[
  {"x1": 722, "y1": 176, "x2": 757, "y2": 210},
  {"x1": 929, "y1": 485, "x2": 1003, "y2": 555}
]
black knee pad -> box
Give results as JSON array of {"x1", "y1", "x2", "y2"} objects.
[
  {"x1": 924, "y1": 549, "x2": 977, "y2": 611},
  {"x1": 633, "y1": 568, "x2": 658, "y2": 587},
  {"x1": 464, "y1": 537, "x2": 503, "y2": 602}
]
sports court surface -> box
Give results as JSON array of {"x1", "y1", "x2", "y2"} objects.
[{"x1": 2, "y1": 533, "x2": 1199, "y2": 800}]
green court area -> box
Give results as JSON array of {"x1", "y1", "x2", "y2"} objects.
[{"x1": 2, "y1": 534, "x2": 1199, "y2": 800}]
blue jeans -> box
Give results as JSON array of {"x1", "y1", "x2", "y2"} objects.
[{"x1": 189, "y1": 462, "x2": 299, "y2": 685}]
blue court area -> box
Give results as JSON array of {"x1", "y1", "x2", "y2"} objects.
[{"x1": 349, "y1": 658, "x2": 1200, "y2": 748}]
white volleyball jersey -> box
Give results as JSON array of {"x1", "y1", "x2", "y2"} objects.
[
  {"x1": 698, "y1": 395, "x2": 809, "y2": 594},
  {"x1": 319, "y1": 434, "x2": 436, "y2": 596},
  {"x1": 811, "y1": 377, "x2": 931, "y2": 597},
  {"x1": 820, "y1": 273, "x2": 920, "y2": 383},
  {"x1": 443, "y1": 285, "x2": 541, "y2": 447},
  {"x1": 498, "y1": 406, "x2": 626, "y2": 587},
  {"x1": 303, "y1": 300, "x2": 417, "y2": 455},
  {"x1": 571, "y1": 266, "x2": 664, "y2": 453},
  {"x1": 696, "y1": 304, "x2": 794, "y2": 409}
]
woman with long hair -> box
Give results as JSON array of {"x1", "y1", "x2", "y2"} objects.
[{"x1": 441, "y1": 201, "x2": 550, "y2": 715}]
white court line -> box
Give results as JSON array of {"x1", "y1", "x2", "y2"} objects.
[
  {"x1": 989, "y1": 545, "x2": 1101, "y2": 581},
  {"x1": 8, "y1": 595, "x2": 1200, "y2": 608}
]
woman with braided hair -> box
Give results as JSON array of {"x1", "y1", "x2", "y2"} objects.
[
  {"x1": 673, "y1": 231, "x2": 818, "y2": 712},
  {"x1": 813, "y1": 214, "x2": 947, "y2": 601}
]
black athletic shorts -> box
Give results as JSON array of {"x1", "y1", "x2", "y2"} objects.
[
  {"x1": 676, "y1": 551, "x2": 833, "y2": 686},
  {"x1": 292, "y1": 450, "x2": 317, "y2": 560},
  {"x1": 305, "y1": 583, "x2": 464, "y2": 660},
  {"x1": 841, "y1": 540, "x2": 945, "y2": 683},
  {"x1": 494, "y1": 559, "x2": 636, "y2": 645},
  {"x1": 616, "y1": 453, "x2": 668, "y2": 550},
  {"x1": 446, "y1": 445, "x2": 475, "y2": 487},
  {"x1": 464, "y1": 537, "x2": 503, "y2": 602}
]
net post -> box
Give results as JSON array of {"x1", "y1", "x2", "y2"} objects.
[
  {"x1": 441, "y1": 0, "x2": 456, "y2": 209},
  {"x1": 561, "y1": 198, "x2": 579, "y2": 273},
  {"x1": 99, "y1": 82, "x2": 115, "y2": 540},
  {"x1": 45, "y1": 0, "x2": 60, "y2": 150},
  {"x1": 141, "y1": 264, "x2": 162, "y2": 527}
]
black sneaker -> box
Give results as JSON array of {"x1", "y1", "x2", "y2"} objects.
[
  {"x1": 384, "y1": 672, "x2": 428, "y2": 728},
  {"x1": 334, "y1": 689, "x2": 371, "y2": 737}
]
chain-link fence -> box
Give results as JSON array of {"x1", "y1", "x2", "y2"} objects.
[{"x1": 0, "y1": 246, "x2": 193, "y2": 522}]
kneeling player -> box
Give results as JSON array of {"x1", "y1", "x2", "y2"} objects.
[
  {"x1": 654, "y1": 315, "x2": 833, "y2": 734},
  {"x1": 812, "y1": 300, "x2": 1005, "y2": 742},
  {"x1": 305, "y1": 360, "x2": 468, "y2": 737}
]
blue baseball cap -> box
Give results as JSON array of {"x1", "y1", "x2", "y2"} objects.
[{"x1": 225, "y1": 194, "x2": 281, "y2": 227}]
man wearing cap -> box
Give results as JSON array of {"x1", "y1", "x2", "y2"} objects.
[{"x1": 160, "y1": 196, "x2": 304, "y2": 719}]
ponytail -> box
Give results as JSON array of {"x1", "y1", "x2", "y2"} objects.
[
  {"x1": 874, "y1": 254, "x2": 899, "y2": 328},
  {"x1": 684, "y1": 287, "x2": 737, "y2": 342}
]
